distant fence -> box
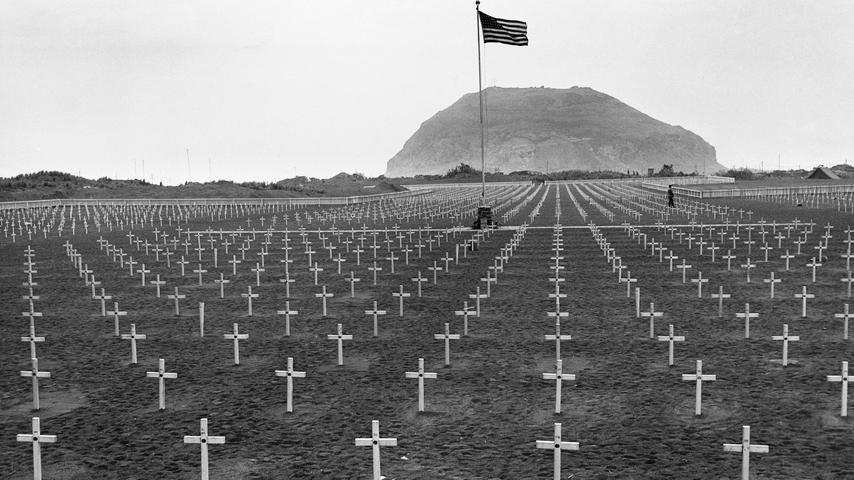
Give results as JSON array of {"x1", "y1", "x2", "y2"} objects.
[
  {"x1": 0, "y1": 189, "x2": 430, "y2": 211},
  {"x1": 405, "y1": 176, "x2": 734, "y2": 190},
  {"x1": 673, "y1": 183, "x2": 854, "y2": 199}
]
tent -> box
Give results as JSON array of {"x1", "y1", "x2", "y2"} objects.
[{"x1": 806, "y1": 166, "x2": 840, "y2": 180}]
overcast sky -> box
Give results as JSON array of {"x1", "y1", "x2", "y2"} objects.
[{"x1": 1, "y1": 1, "x2": 852, "y2": 184}]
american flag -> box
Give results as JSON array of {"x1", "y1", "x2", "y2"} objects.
[{"x1": 478, "y1": 11, "x2": 528, "y2": 46}]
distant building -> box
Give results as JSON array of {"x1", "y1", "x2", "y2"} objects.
[{"x1": 806, "y1": 166, "x2": 840, "y2": 180}]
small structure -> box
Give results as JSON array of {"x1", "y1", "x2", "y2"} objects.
[
  {"x1": 472, "y1": 205, "x2": 494, "y2": 229},
  {"x1": 806, "y1": 166, "x2": 840, "y2": 180}
]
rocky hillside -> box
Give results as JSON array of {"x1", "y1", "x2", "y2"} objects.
[{"x1": 386, "y1": 87, "x2": 723, "y2": 176}]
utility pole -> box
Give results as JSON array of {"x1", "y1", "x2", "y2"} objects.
[{"x1": 186, "y1": 148, "x2": 191, "y2": 182}]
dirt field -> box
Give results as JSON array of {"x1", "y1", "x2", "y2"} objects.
[{"x1": 1, "y1": 184, "x2": 853, "y2": 479}]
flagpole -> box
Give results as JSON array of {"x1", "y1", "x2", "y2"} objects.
[{"x1": 476, "y1": 0, "x2": 485, "y2": 200}]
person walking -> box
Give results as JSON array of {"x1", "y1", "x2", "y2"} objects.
[{"x1": 667, "y1": 185, "x2": 675, "y2": 208}]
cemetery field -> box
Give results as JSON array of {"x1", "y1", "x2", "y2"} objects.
[{"x1": 1, "y1": 182, "x2": 853, "y2": 479}]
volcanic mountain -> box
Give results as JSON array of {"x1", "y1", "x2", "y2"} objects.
[{"x1": 385, "y1": 87, "x2": 723, "y2": 177}]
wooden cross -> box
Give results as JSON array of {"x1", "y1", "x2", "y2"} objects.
[
  {"x1": 690, "y1": 271, "x2": 708, "y2": 297},
  {"x1": 434, "y1": 322, "x2": 460, "y2": 366},
  {"x1": 481, "y1": 270, "x2": 497, "y2": 297},
  {"x1": 827, "y1": 361, "x2": 854, "y2": 416},
  {"x1": 740, "y1": 258, "x2": 755, "y2": 283},
  {"x1": 228, "y1": 255, "x2": 241, "y2": 275},
  {"x1": 428, "y1": 261, "x2": 442, "y2": 284},
  {"x1": 138, "y1": 263, "x2": 151, "y2": 286},
  {"x1": 20, "y1": 357, "x2": 50, "y2": 410},
  {"x1": 763, "y1": 272, "x2": 781, "y2": 298},
  {"x1": 176, "y1": 256, "x2": 189, "y2": 276},
  {"x1": 535, "y1": 422, "x2": 579, "y2": 480},
  {"x1": 711, "y1": 286, "x2": 731, "y2": 317},
  {"x1": 723, "y1": 425, "x2": 769, "y2": 480},
  {"x1": 274, "y1": 357, "x2": 305, "y2": 412},
  {"x1": 663, "y1": 251, "x2": 678, "y2": 271},
  {"x1": 364, "y1": 301, "x2": 387, "y2": 337},
  {"x1": 276, "y1": 300, "x2": 298, "y2": 337},
  {"x1": 121, "y1": 324, "x2": 146, "y2": 364},
  {"x1": 657, "y1": 324, "x2": 685, "y2": 366},
  {"x1": 16, "y1": 417, "x2": 57, "y2": 480},
  {"x1": 106, "y1": 302, "x2": 127, "y2": 337},
  {"x1": 835, "y1": 304, "x2": 853, "y2": 340},
  {"x1": 240, "y1": 285, "x2": 258, "y2": 316},
  {"x1": 454, "y1": 301, "x2": 477, "y2": 337},
  {"x1": 146, "y1": 358, "x2": 177, "y2": 410},
  {"x1": 346, "y1": 271, "x2": 360, "y2": 298},
  {"x1": 327, "y1": 323, "x2": 352, "y2": 366},
  {"x1": 150, "y1": 274, "x2": 166, "y2": 298},
  {"x1": 640, "y1": 302, "x2": 663, "y2": 338},
  {"x1": 707, "y1": 242, "x2": 720, "y2": 262},
  {"x1": 676, "y1": 260, "x2": 692, "y2": 284},
  {"x1": 545, "y1": 320, "x2": 572, "y2": 361},
  {"x1": 214, "y1": 273, "x2": 230, "y2": 299},
  {"x1": 91, "y1": 288, "x2": 111, "y2": 317},
  {"x1": 223, "y1": 323, "x2": 249, "y2": 365},
  {"x1": 840, "y1": 271, "x2": 854, "y2": 299},
  {"x1": 806, "y1": 257, "x2": 822, "y2": 283},
  {"x1": 735, "y1": 303, "x2": 758, "y2": 338},
  {"x1": 368, "y1": 261, "x2": 382, "y2": 285},
  {"x1": 250, "y1": 262, "x2": 265, "y2": 286},
  {"x1": 309, "y1": 261, "x2": 323, "y2": 285},
  {"x1": 405, "y1": 358, "x2": 437, "y2": 412},
  {"x1": 183, "y1": 418, "x2": 226, "y2": 480},
  {"x1": 21, "y1": 323, "x2": 45, "y2": 359},
  {"x1": 410, "y1": 271, "x2": 427, "y2": 297},
  {"x1": 392, "y1": 284, "x2": 410, "y2": 317},
  {"x1": 165, "y1": 286, "x2": 185, "y2": 316},
  {"x1": 722, "y1": 250, "x2": 736, "y2": 271},
  {"x1": 779, "y1": 249, "x2": 794, "y2": 270},
  {"x1": 315, "y1": 285, "x2": 334, "y2": 317},
  {"x1": 354, "y1": 420, "x2": 397, "y2": 480},
  {"x1": 771, "y1": 324, "x2": 799, "y2": 366},
  {"x1": 542, "y1": 359, "x2": 576, "y2": 414},
  {"x1": 279, "y1": 270, "x2": 295, "y2": 298},
  {"x1": 682, "y1": 359, "x2": 715, "y2": 415},
  {"x1": 334, "y1": 253, "x2": 347, "y2": 274},
  {"x1": 794, "y1": 285, "x2": 814, "y2": 318},
  {"x1": 622, "y1": 271, "x2": 637, "y2": 297},
  {"x1": 468, "y1": 286, "x2": 487, "y2": 317},
  {"x1": 386, "y1": 252, "x2": 399, "y2": 274}
]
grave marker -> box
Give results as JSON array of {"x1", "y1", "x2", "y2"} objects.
[
  {"x1": 327, "y1": 323, "x2": 353, "y2": 366},
  {"x1": 771, "y1": 324, "x2": 799, "y2": 366},
  {"x1": 274, "y1": 357, "x2": 305, "y2": 412},
  {"x1": 20, "y1": 358, "x2": 50, "y2": 410},
  {"x1": 835, "y1": 304, "x2": 852, "y2": 340},
  {"x1": 241, "y1": 285, "x2": 259, "y2": 316},
  {"x1": 681, "y1": 359, "x2": 716, "y2": 415},
  {"x1": 535, "y1": 422, "x2": 579, "y2": 480},
  {"x1": 640, "y1": 302, "x2": 663, "y2": 339},
  {"x1": 354, "y1": 420, "x2": 397, "y2": 480},
  {"x1": 276, "y1": 301, "x2": 298, "y2": 337},
  {"x1": 121, "y1": 324, "x2": 146, "y2": 364},
  {"x1": 183, "y1": 418, "x2": 226, "y2": 480},
  {"x1": 794, "y1": 286, "x2": 814, "y2": 317},
  {"x1": 405, "y1": 358, "x2": 437, "y2": 412},
  {"x1": 657, "y1": 324, "x2": 685, "y2": 366},
  {"x1": 364, "y1": 301, "x2": 387, "y2": 337},
  {"x1": 434, "y1": 322, "x2": 460, "y2": 366},
  {"x1": 763, "y1": 272, "x2": 781, "y2": 299},
  {"x1": 223, "y1": 323, "x2": 249, "y2": 365},
  {"x1": 711, "y1": 286, "x2": 731, "y2": 317},
  {"x1": 16, "y1": 417, "x2": 57, "y2": 480},
  {"x1": 542, "y1": 359, "x2": 576, "y2": 414},
  {"x1": 723, "y1": 425, "x2": 769, "y2": 480},
  {"x1": 315, "y1": 285, "x2": 334, "y2": 317},
  {"x1": 736, "y1": 303, "x2": 758, "y2": 338},
  {"x1": 167, "y1": 287, "x2": 186, "y2": 316},
  {"x1": 145, "y1": 358, "x2": 177, "y2": 410},
  {"x1": 106, "y1": 302, "x2": 127, "y2": 337}
]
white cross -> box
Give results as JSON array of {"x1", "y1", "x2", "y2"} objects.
[
  {"x1": 545, "y1": 320, "x2": 572, "y2": 361},
  {"x1": 468, "y1": 286, "x2": 487, "y2": 317},
  {"x1": 214, "y1": 273, "x2": 230, "y2": 298},
  {"x1": 183, "y1": 418, "x2": 226, "y2": 480},
  {"x1": 657, "y1": 324, "x2": 685, "y2": 366},
  {"x1": 405, "y1": 358, "x2": 437, "y2": 412},
  {"x1": 149, "y1": 274, "x2": 166, "y2": 298},
  {"x1": 723, "y1": 425, "x2": 769, "y2": 480},
  {"x1": 354, "y1": 420, "x2": 397, "y2": 480},
  {"x1": 20, "y1": 357, "x2": 50, "y2": 410},
  {"x1": 806, "y1": 257, "x2": 822, "y2": 283},
  {"x1": 722, "y1": 250, "x2": 736, "y2": 271},
  {"x1": 682, "y1": 359, "x2": 716, "y2": 415},
  {"x1": 690, "y1": 271, "x2": 708, "y2": 297},
  {"x1": 21, "y1": 323, "x2": 45, "y2": 359},
  {"x1": 327, "y1": 323, "x2": 352, "y2": 366},
  {"x1": 138, "y1": 263, "x2": 151, "y2": 286},
  {"x1": 841, "y1": 270, "x2": 854, "y2": 298},
  {"x1": 428, "y1": 261, "x2": 442, "y2": 284},
  {"x1": 535, "y1": 422, "x2": 580, "y2": 480},
  {"x1": 542, "y1": 359, "x2": 577, "y2": 414},
  {"x1": 364, "y1": 300, "x2": 387, "y2": 337},
  {"x1": 276, "y1": 300, "x2": 299, "y2": 337},
  {"x1": 434, "y1": 322, "x2": 460, "y2": 366},
  {"x1": 771, "y1": 324, "x2": 799, "y2": 366},
  {"x1": 835, "y1": 304, "x2": 853, "y2": 340},
  {"x1": 223, "y1": 323, "x2": 249, "y2": 365},
  {"x1": 93, "y1": 288, "x2": 112, "y2": 317},
  {"x1": 794, "y1": 285, "x2": 814, "y2": 318},
  {"x1": 368, "y1": 261, "x2": 382, "y2": 285},
  {"x1": 827, "y1": 361, "x2": 854, "y2": 417},
  {"x1": 711, "y1": 286, "x2": 730, "y2": 318},
  {"x1": 274, "y1": 357, "x2": 305, "y2": 413},
  {"x1": 315, "y1": 285, "x2": 334, "y2": 317},
  {"x1": 779, "y1": 249, "x2": 795, "y2": 270},
  {"x1": 762, "y1": 271, "x2": 781, "y2": 298},
  {"x1": 392, "y1": 284, "x2": 410, "y2": 317},
  {"x1": 167, "y1": 287, "x2": 186, "y2": 316},
  {"x1": 676, "y1": 260, "x2": 692, "y2": 283},
  {"x1": 146, "y1": 358, "x2": 177, "y2": 410},
  {"x1": 411, "y1": 271, "x2": 428, "y2": 297},
  {"x1": 120, "y1": 323, "x2": 147, "y2": 364},
  {"x1": 309, "y1": 261, "x2": 323, "y2": 285},
  {"x1": 228, "y1": 255, "x2": 241, "y2": 275},
  {"x1": 241, "y1": 285, "x2": 259, "y2": 316},
  {"x1": 640, "y1": 302, "x2": 663, "y2": 339},
  {"x1": 193, "y1": 264, "x2": 207, "y2": 286},
  {"x1": 106, "y1": 301, "x2": 127, "y2": 337},
  {"x1": 16, "y1": 417, "x2": 57, "y2": 480},
  {"x1": 735, "y1": 303, "x2": 759, "y2": 338}
]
